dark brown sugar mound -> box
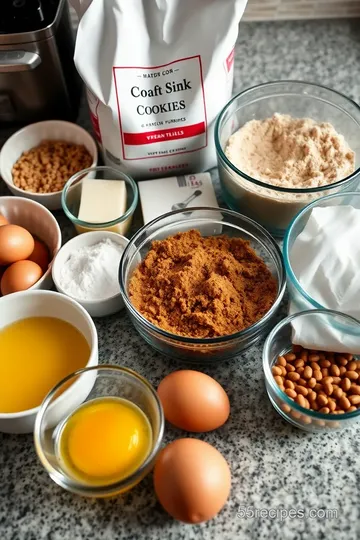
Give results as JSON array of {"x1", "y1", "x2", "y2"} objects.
[{"x1": 129, "y1": 229, "x2": 278, "y2": 338}]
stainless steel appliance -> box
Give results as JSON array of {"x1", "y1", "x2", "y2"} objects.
[{"x1": 0, "y1": 0, "x2": 81, "y2": 124}]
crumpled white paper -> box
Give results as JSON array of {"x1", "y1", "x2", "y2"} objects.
[{"x1": 289, "y1": 206, "x2": 360, "y2": 353}]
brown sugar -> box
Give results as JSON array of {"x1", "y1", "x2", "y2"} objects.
[
  {"x1": 128, "y1": 229, "x2": 278, "y2": 338},
  {"x1": 12, "y1": 140, "x2": 93, "y2": 194}
]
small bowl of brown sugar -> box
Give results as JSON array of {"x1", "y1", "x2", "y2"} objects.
[
  {"x1": 119, "y1": 207, "x2": 286, "y2": 362},
  {"x1": 0, "y1": 120, "x2": 97, "y2": 210},
  {"x1": 263, "y1": 309, "x2": 360, "y2": 432}
]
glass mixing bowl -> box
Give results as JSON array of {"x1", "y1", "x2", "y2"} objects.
[
  {"x1": 215, "y1": 81, "x2": 360, "y2": 237},
  {"x1": 119, "y1": 207, "x2": 286, "y2": 362},
  {"x1": 263, "y1": 310, "x2": 360, "y2": 432},
  {"x1": 34, "y1": 365, "x2": 164, "y2": 497},
  {"x1": 62, "y1": 166, "x2": 138, "y2": 236},
  {"x1": 283, "y1": 191, "x2": 360, "y2": 314}
]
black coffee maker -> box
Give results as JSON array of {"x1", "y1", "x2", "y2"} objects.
[{"x1": 0, "y1": 0, "x2": 82, "y2": 124}]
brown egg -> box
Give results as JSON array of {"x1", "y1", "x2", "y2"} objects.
[
  {"x1": 27, "y1": 238, "x2": 50, "y2": 272},
  {"x1": 154, "y1": 438, "x2": 231, "y2": 524},
  {"x1": 0, "y1": 265, "x2": 6, "y2": 294},
  {"x1": 0, "y1": 214, "x2": 9, "y2": 227},
  {"x1": 1, "y1": 260, "x2": 43, "y2": 295},
  {"x1": 157, "y1": 370, "x2": 230, "y2": 432},
  {"x1": 0, "y1": 224, "x2": 34, "y2": 265}
]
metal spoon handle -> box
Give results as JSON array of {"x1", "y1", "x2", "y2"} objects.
[{"x1": 181, "y1": 190, "x2": 202, "y2": 207}]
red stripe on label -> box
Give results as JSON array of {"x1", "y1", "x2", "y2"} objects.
[
  {"x1": 226, "y1": 48, "x2": 235, "y2": 72},
  {"x1": 89, "y1": 111, "x2": 102, "y2": 143},
  {"x1": 123, "y1": 122, "x2": 205, "y2": 146}
]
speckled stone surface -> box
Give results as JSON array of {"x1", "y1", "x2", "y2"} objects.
[{"x1": 1, "y1": 19, "x2": 360, "y2": 540}]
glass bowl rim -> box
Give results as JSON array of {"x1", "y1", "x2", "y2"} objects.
[
  {"x1": 283, "y1": 191, "x2": 360, "y2": 309},
  {"x1": 61, "y1": 166, "x2": 139, "y2": 228},
  {"x1": 34, "y1": 364, "x2": 164, "y2": 496},
  {"x1": 214, "y1": 79, "x2": 360, "y2": 193},
  {"x1": 118, "y1": 206, "x2": 286, "y2": 345},
  {"x1": 263, "y1": 308, "x2": 360, "y2": 420}
]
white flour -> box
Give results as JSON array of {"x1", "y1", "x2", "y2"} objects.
[
  {"x1": 222, "y1": 114, "x2": 356, "y2": 232},
  {"x1": 225, "y1": 114, "x2": 355, "y2": 189},
  {"x1": 59, "y1": 239, "x2": 124, "y2": 301}
]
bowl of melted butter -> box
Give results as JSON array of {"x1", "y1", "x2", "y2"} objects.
[{"x1": 0, "y1": 290, "x2": 98, "y2": 434}]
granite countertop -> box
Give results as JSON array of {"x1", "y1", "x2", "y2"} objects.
[{"x1": 1, "y1": 19, "x2": 360, "y2": 540}]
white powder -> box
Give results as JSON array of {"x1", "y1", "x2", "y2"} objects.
[
  {"x1": 221, "y1": 114, "x2": 356, "y2": 232},
  {"x1": 59, "y1": 239, "x2": 124, "y2": 301},
  {"x1": 290, "y1": 206, "x2": 360, "y2": 353},
  {"x1": 225, "y1": 114, "x2": 355, "y2": 189}
]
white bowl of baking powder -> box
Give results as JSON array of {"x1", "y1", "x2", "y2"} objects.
[{"x1": 52, "y1": 231, "x2": 129, "y2": 317}]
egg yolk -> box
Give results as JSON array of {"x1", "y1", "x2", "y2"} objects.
[{"x1": 58, "y1": 398, "x2": 152, "y2": 484}]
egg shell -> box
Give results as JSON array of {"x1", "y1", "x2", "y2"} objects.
[
  {"x1": 0, "y1": 214, "x2": 9, "y2": 227},
  {"x1": 154, "y1": 438, "x2": 231, "y2": 524},
  {"x1": 1, "y1": 260, "x2": 43, "y2": 295},
  {"x1": 27, "y1": 238, "x2": 50, "y2": 272},
  {"x1": 0, "y1": 265, "x2": 6, "y2": 293},
  {"x1": 157, "y1": 370, "x2": 230, "y2": 432},
  {"x1": 0, "y1": 224, "x2": 34, "y2": 265}
]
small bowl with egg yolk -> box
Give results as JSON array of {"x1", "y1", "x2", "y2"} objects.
[{"x1": 34, "y1": 365, "x2": 164, "y2": 497}]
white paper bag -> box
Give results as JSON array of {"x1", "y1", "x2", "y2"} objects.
[{"x1": 71, "y1": 0, "x2": 248, "y2": 179}]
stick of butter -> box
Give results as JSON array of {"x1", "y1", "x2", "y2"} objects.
[{"x1": 78, "y1": 179, "x2": 127, "y2": 223}]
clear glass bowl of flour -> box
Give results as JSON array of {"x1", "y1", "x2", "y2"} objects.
[{"x1": 215, "y1": 81, "x2": 360, "y2": 237}]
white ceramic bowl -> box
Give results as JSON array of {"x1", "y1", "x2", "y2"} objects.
[
  {"x1": 0, "y1": 121, "x2": 98, "y2": 210},
  {"x1": 0, "y1": 290, "x2": 98, "y2": 434},
  {"x1": 52, "y1": 231, "x2": 129, "y2": 318},
  {"x1": 0, "y1": 196, "x2": 61, "y2": 293}
]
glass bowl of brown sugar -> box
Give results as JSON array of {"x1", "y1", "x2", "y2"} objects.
[{"x1": 119, "y1": 207, "x2": 286, "y2": 362}]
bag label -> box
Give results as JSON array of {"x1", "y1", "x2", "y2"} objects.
[{"x1": 113, "y1": 56, "x2": 207, "y2": 160}]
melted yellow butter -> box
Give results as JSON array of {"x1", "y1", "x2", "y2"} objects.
[
  {"x1": 0, "y1": 317, "x2": 90, "y2": 413},
  {"x1": 57, "y1": 397, "x2": 152, "y2": 485}
]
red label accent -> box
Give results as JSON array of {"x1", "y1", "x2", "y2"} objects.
[
  {"x1": 123, "y1": 122, "x2": 206, "y2": 146},
  {"x1": 226, "y1": 48, "x2": 235, "y2": 72},
  {"x1": 89, "y1": 110, "x2": 102, "y2": 143}
]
